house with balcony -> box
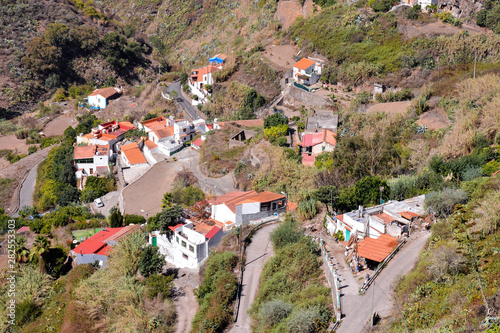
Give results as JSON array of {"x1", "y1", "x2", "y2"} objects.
[
  {"x1": 148, "y1": 219, "x2": 223, "y2": 269},
  {"x1": 139, "y1": 116, "x2": 201, "y2": 156},
  {"x1": 76, "y1": 121, "x2": 135, "y2": 152},
  {"x1": 292, "y1": 58, "x2": 322, "y2": 86},
  {"x1": 210, "y1": 191, "x2": 287, "y2": 227}
]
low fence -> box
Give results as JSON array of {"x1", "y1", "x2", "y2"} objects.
[
  {"x1": 319, "y1": 238, "x2": 342, "y2": 325},
  {"x1": 359, "y1": 237, "x2": 407, "y2": 294}
]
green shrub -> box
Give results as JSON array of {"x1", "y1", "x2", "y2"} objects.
[
  {"x1": 145, "y1": 274, "x2": 174, "y2": 299},
  {"x1": 287, "y1": 306, "x2": 331, "y2": 333},
  {"x1": 16, "y1": 300, "x2": 41, "y2": 325},
  {"x1": 259, "y1": 300, "x2": 292, "y2": 328},
  {"x1": 139, "y1": 245, "x2": 165, "y2": 278},
  {"x1": 369, "y1": 0, "x2": 394, "y2": 12}
]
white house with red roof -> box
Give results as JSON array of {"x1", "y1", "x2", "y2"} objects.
[
  {"x1": 210, "y1": 191, "x2": 287, "y2": 227},
  {"x1": 149, "y1": 219, "x2": 223, "y2": 269},
  {"x1": 71, "y1": 224, "x2": 140, "y2": 267},
  {"x1": 87, "y1": 87, "x2": 121, "y2": 109},
  {"x1": 120, "y1": 142, "x2": 147, "y2": 167},
  {"x1": 292, "y1": 57, "x2": 322, "y2": 85},
  {"x1": 139, "y1": 116, "x2": 205, "y2": 156},
  {"x1": 74, "y1": 144, "x2": 110, "y2": 186}
]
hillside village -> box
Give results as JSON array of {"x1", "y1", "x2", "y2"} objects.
[{"x1": 1, "y1": 0, "x2": 500, "y2": 332}]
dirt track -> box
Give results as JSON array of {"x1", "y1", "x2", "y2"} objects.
[{"x1": 43, "y1": 115, "x2": 77, "y2": 136}]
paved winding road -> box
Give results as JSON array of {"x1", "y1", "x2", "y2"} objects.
[
  {"x1": 12, "y1": 162, "x2": 40, "y2": 217},
  {"x1": 230, "y1": 223, "x2": 278, "y2": 333},
  {"x1": 337, "y1": 231, "x2": 431, "y2": 333},
  {"x1": 167, "y1": 81, "x2": 204, "y2": 121}
]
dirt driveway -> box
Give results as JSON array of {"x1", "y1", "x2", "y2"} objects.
[
  {"x1": 122, "y1": 159, "x2": 187, "y2": 217},
  {"x1": 42, "y1": 115, "x2": 77, "y2": 136}
]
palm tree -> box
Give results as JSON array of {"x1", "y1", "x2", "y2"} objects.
[
  {"x1": 15, "y1": 236, "x2": 30, "y2": 263},
  {"x1": 161, "y1": 192, "x2": 173, "y2": 208},
  {"x1": 28, "y1": 235, "x2": 50, "y2": 263}
]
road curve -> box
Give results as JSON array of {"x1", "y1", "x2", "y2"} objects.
[
  {"x1": 229, "y1": 223, "x2": 278, "y2": 333},
  {"x1": 337, "y1": 231, "x2": 431, "y2": 333},
  {"x1": 167, "y1": 81, "x2": 204, "y2": 121}
]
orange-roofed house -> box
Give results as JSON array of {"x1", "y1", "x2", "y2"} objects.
[
  {"x1": 74, "y1": 144, "x2": 110, "y2": 186},
  {"x1": 189, "y1": 59, "x2": 223, "y2": 102},
  {"x1": 211, "y1": 191, "x2": 286, "y2": 226},
  {"x1": 120, "y1": 142, "x2": 147, "y2": 167},
  {"x1": 292, "y1": 57, "x2": 322, "y2": 86},
  {"x1": 139, "y1": 116, "x2": 184, "y2": 156},
  {"x1": 148, "y1": 219, "x2": 224, "y2": 269},
  {"x1": 71, "y1": 224, "x2": 140, "y2": 267},
  {"x1": 87, "y1": 87, "x2": 121, "y2": 109},
  {"x1": 77, "y1": 120, "x2": 135, "y2": 152}
]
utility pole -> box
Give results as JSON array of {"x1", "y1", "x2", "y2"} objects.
[{"x1": 473, "y1": 49, "x2": 477, "y2": 79}]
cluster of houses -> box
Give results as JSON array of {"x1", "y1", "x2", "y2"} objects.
[
  {"x1": 327, "y1": 195, "x2": 425, "y2": 268},
  {"x1": 73, "y1": 116, "x2": 210, "y2": 188},
  {"x1": 71, "y1": 190, "x2": 287, "y2": 269}
]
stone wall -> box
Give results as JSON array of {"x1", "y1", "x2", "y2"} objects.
[{"x1": 284, "y1": 86, "x2": 333, "y2": 109}]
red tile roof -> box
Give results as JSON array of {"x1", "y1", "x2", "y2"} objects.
[
  {"x1": 213, "y1": 191, "x2": 285, "y2": 213},
  {"x1": 301, "y1": 129, "x2": 337, "y2": 147},
  {"x1": 74, "y1": 144, "x2": 109, "y2": 160},
  {"x1": 357, "y1": 234, "x2": 399, "y2": 262},
  {"x1": 191, "y1": 65, "x2": 220, "y2": 83},
  {"x1": 399, "y1": 211, "x2": 419, "y2": 220},
  {"x1": 88, "y1": 87, "x2": 120, "y2": 99},
  {"x1": 168, "y1": 223, "x2": 185, "y2": 232},
  {"x1": 141, "y1": 117, "x2": 175, "y2": 139},
  {"x1": 373, "y1": 212, "x2": 395, "y2": 224},
  {"x1": 205, "y1": 226, "x2": 222, "y2": 240},
  {"x1": 17, "y1": 226, "x2": 30, "y2": 233},
  {"x1": 144, "y1": 139, "x2": 158, "y2": 150},
  {"x1": 121, "y1": 142, "x2": 147, "y2": 165},
  {"x1": 191, "y1": 138, "x2": 204, "y2": 147},
  {"x1": 293, "y1": 58, "x2": 315, "y2": 71},
  {"x1": 73, "y1": 228, "x2": 122, "y2": 255}
]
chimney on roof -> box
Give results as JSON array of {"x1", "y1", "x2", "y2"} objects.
[{"x1": 358, "y1": 205, "x2": 363, "y2": 218}]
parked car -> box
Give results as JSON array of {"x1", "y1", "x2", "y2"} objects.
[{"x1": 94, "y1": 198, "x2": 104, "y2": 208}]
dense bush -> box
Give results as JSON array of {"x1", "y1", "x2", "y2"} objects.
[
  {"x1": 375, "y1": 88, "x2": 414, "y2": 103},
  {"x1": 250, "y1": 217, "x2": 331, "y2": 332},
  {"x1": 139, "y1": 245, "x2": 165, "y2": 277},
  {"x1": 369, "y1": 0, "x2": 394, "y2": 12},
  {"x1": 192, "y1": 251, "x2": 239, "y2": 333},
  {"x1": 264, "y1": 113, "x2": 288, "y2": 128},
  {"x1": 145, "y1": 274, "x2": 174, "y2": 299},
  {"x1": 34, "y1": 144, "x2": 78, "y2": 210},
  {"x1": 80, "y1": 176, "x2": 116, "y2": 203}
]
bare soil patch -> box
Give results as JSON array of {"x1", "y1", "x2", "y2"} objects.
[
  {"x1": 43, "y1": 115, "x2": 77, "y2": 136},
  {"x1": 122, "y1": 159, "x2": 188, "y2": 217},
  {"x1": 368, "y1": 101, "x2": 412, "y2": 115},
  {"x1": 262, "y1": 44, "x2": 298, "y2": 69},
  {"x1": 398, "y1": 19, "x2": 481, "y2": 39},
  {"x1": 417, "y1": 108, "x2": 451, "y2": 130},
  {"x1": 275, "y1": 0, "x2": 318, "y2": 30},
  {"x1": 0, "y1": 135, "x2": 29, "y2": 155}
]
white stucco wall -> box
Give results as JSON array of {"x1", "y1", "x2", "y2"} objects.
[{"x1": 211, "y1": 204, "x2": 236, "y2": 224}]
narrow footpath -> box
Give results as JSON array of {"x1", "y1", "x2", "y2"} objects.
[{"x1": 229, "y1": 223, "x2": 278, "y2": 333}]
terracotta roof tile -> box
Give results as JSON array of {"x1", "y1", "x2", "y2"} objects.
[
  {"x1": 88, "y1": 87, "x2": 120, "y2": 99},
  {"x1": 293, "y1": 58, "x2": 315, "y2": 71},
  {"x1": 121, "y1": 142, "x2": 147, "y2": 165},
  {"x1": 357, "y1": 234, "x2": 399, "y2": 262}
]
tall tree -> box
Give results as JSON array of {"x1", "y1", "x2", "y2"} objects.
[{"x1": 139, "y1": 245, "x2": 165, "y2": 278}]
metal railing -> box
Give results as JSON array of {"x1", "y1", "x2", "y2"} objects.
[
  {"x1": 319, "y1": 238, "x2": 342, "y2": 325},
  {"x1": 359, "y1": 237, "x2": 407, "y2": 294}
]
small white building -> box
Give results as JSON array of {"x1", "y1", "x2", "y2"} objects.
[
  {"x1": 149, "y1": 220, "x2": 223, "y2": 269},
  {"x1": 301, "y1": 129, "x2": 337, "y2": 156},
  {"x1": 74, "y1": 144, "x2": 110, "y2": 180},
  {"x1": 188, "y1": 64, "x2": 222, "y2": 102},
  {"x1": 211, "y1": 191, "x2": 287, "y2": 227},
  {"x1": 87, "y1": 87, "x2": 121, "y2": 109},
  {"x1": 292, "y1": 58, "x2": 321, "y2": 86}
]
